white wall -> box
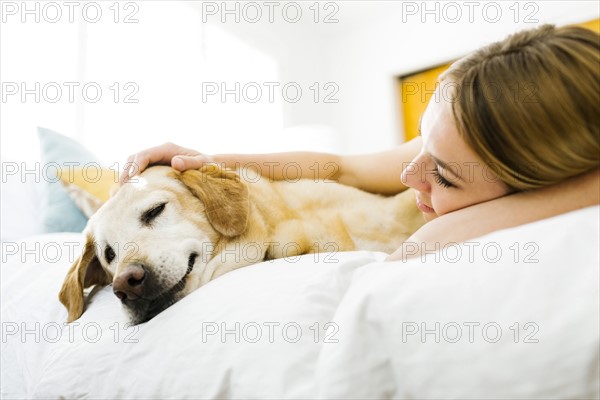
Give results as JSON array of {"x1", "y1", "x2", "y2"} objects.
[
  {"x1": 2, "y1": 1, "x2": 598, "y2": 163},
  {"x1": 322, "y1": 1, "x2": 600, "y2": 153},
  {"x1": 199, "y1": 1, "x2": 599, "y2": 153},
  {"x1": 209, "y1": 1, "x2": 599, "y2": 154}
]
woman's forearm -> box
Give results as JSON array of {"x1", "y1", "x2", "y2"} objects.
[
  {"x1": 122, "y1": 138, "x2": 422, "y2": 195},
  {"x1": 387, "y1": 167, "x2": 600, "y2": 261},
  {"x1": 211, "y1": 152, "x2": 343, "y2": 182},
  {"x1": 213, "y1": 137, "x2": 423, "y2": 195}
]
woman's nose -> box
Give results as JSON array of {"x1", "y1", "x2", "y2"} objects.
[{"x1": 401, "y1": 159, "x2": 430, "y2": 192}]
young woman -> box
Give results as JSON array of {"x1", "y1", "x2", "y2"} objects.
[{"x1": 120, "y1": 24, "x2": 600, "y2": 260}]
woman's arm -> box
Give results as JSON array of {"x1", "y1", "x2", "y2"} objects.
[
  {"x1": 387, "y1": 167, "x2": 600, "y2": 261},
  {"x1": 213, "y1": 137, "x2": 421, "y2": 195},
  {"x1": 120, "y1": 138, "x2": 422, "y2": 195}
]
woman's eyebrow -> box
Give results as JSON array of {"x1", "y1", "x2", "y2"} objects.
[{"x1": 430, "y1": 154, "x2": 464, "y2": 182}]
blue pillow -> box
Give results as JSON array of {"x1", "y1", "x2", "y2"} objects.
[{"x1": 38, "y1": 127, "x2": 103, "y2": 233}]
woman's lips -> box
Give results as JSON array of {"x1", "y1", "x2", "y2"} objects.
[{"x1": 416, "y1": 197, "x2": 435, "y2": 213}]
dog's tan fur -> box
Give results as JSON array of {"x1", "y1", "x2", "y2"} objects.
[{"x1": 59, "y1": 165, "x2": 424, "y2": 323}]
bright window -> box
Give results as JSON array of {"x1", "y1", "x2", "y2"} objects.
[{"x1": 1, "y1": 2, "x2": 287, "y2": 164}]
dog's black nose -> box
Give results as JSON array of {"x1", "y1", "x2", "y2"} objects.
[{"x1": 113, "y1": 265, "x2": 146, "y2": 301}]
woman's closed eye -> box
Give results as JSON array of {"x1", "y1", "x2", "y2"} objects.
[{"x1": 432, "y1": 167, "x2": 456, "y2": 188}]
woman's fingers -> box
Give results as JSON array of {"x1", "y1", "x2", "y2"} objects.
[
  {"x1": 119, "y1": 154, "x2": 136, "y2": 184},
  {"x1": 119, "y1": 142, "x2": 203, "y2": 184},
  {"x1": 171, "y1": 154, "x2": 216, "y2": 171}
]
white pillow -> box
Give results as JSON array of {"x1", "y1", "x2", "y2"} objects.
[
  {"x1": 2, "y1": 207, "x2": 598, "y2": 398},
  {"x1": 0, "y1": 231, "x2": 385, "y2": 399},
  {"x1": 0, "y1": 161, "x2": 44, "y2": 242},
  {"x1": 316, "y1": 206, "x2": 600, "y2": 399},
  {"x1": 1, "y1": 232, "x2": 86, "y2": 399}
]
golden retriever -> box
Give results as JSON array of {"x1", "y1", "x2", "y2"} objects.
[{"x1": 59, "y1": 165, "x2": 424, "y2": 324}]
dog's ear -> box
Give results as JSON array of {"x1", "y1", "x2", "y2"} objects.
[
  {"x1": 59, "y1": 233, "x2": 112, "y2": 322},
  {"x1": 178, "y1": 165, "x2": 249, "y2": 237}
]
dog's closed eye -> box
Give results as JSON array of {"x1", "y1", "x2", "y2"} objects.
[{"x1": 141, "y1": 202, "x2": 167, "y2": 225}]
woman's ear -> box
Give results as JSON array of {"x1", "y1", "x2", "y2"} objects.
[
  {"x1": 177, "y1": 165, "x2": 250, "y2": 237},
  {"x1": 58, "y1": 233, "x2": 111, "y2": 322}
]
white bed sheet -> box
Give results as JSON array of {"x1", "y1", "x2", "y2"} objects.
[{"x1": 1, "y1": 206, "x2": 599, "y2": 399}]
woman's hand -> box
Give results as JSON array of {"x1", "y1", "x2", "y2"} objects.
[{"x1": 119, "y1": 142, "x2": 213, "y2": 183}]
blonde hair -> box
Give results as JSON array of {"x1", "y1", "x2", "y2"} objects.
[{"x1": 441, "y1": 24, "x2": 599, "y2": 190}]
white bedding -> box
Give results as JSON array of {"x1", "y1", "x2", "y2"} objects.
[{"x1": 1, "y1": 206, "x2": 599, "y2": 399}]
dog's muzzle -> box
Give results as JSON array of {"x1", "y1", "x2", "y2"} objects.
[{"x1": 113, "y1": 252, "x2": 198, "y2": 324}]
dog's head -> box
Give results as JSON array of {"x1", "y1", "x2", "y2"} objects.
[{"x1": 59, "y1": 165, "x2": 249, "y2": 324}]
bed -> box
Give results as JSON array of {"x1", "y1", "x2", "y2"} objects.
[
  {"x1": 2, "y1": 203, "x2": 599, "y2": 398},
  {"x1": 2, "y1": 129, "x2": 599, "y2": 398}
]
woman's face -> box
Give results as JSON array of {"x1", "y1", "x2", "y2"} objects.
[{"x1": 401, "y1": 92, "x2": 511, "y2": 222}]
